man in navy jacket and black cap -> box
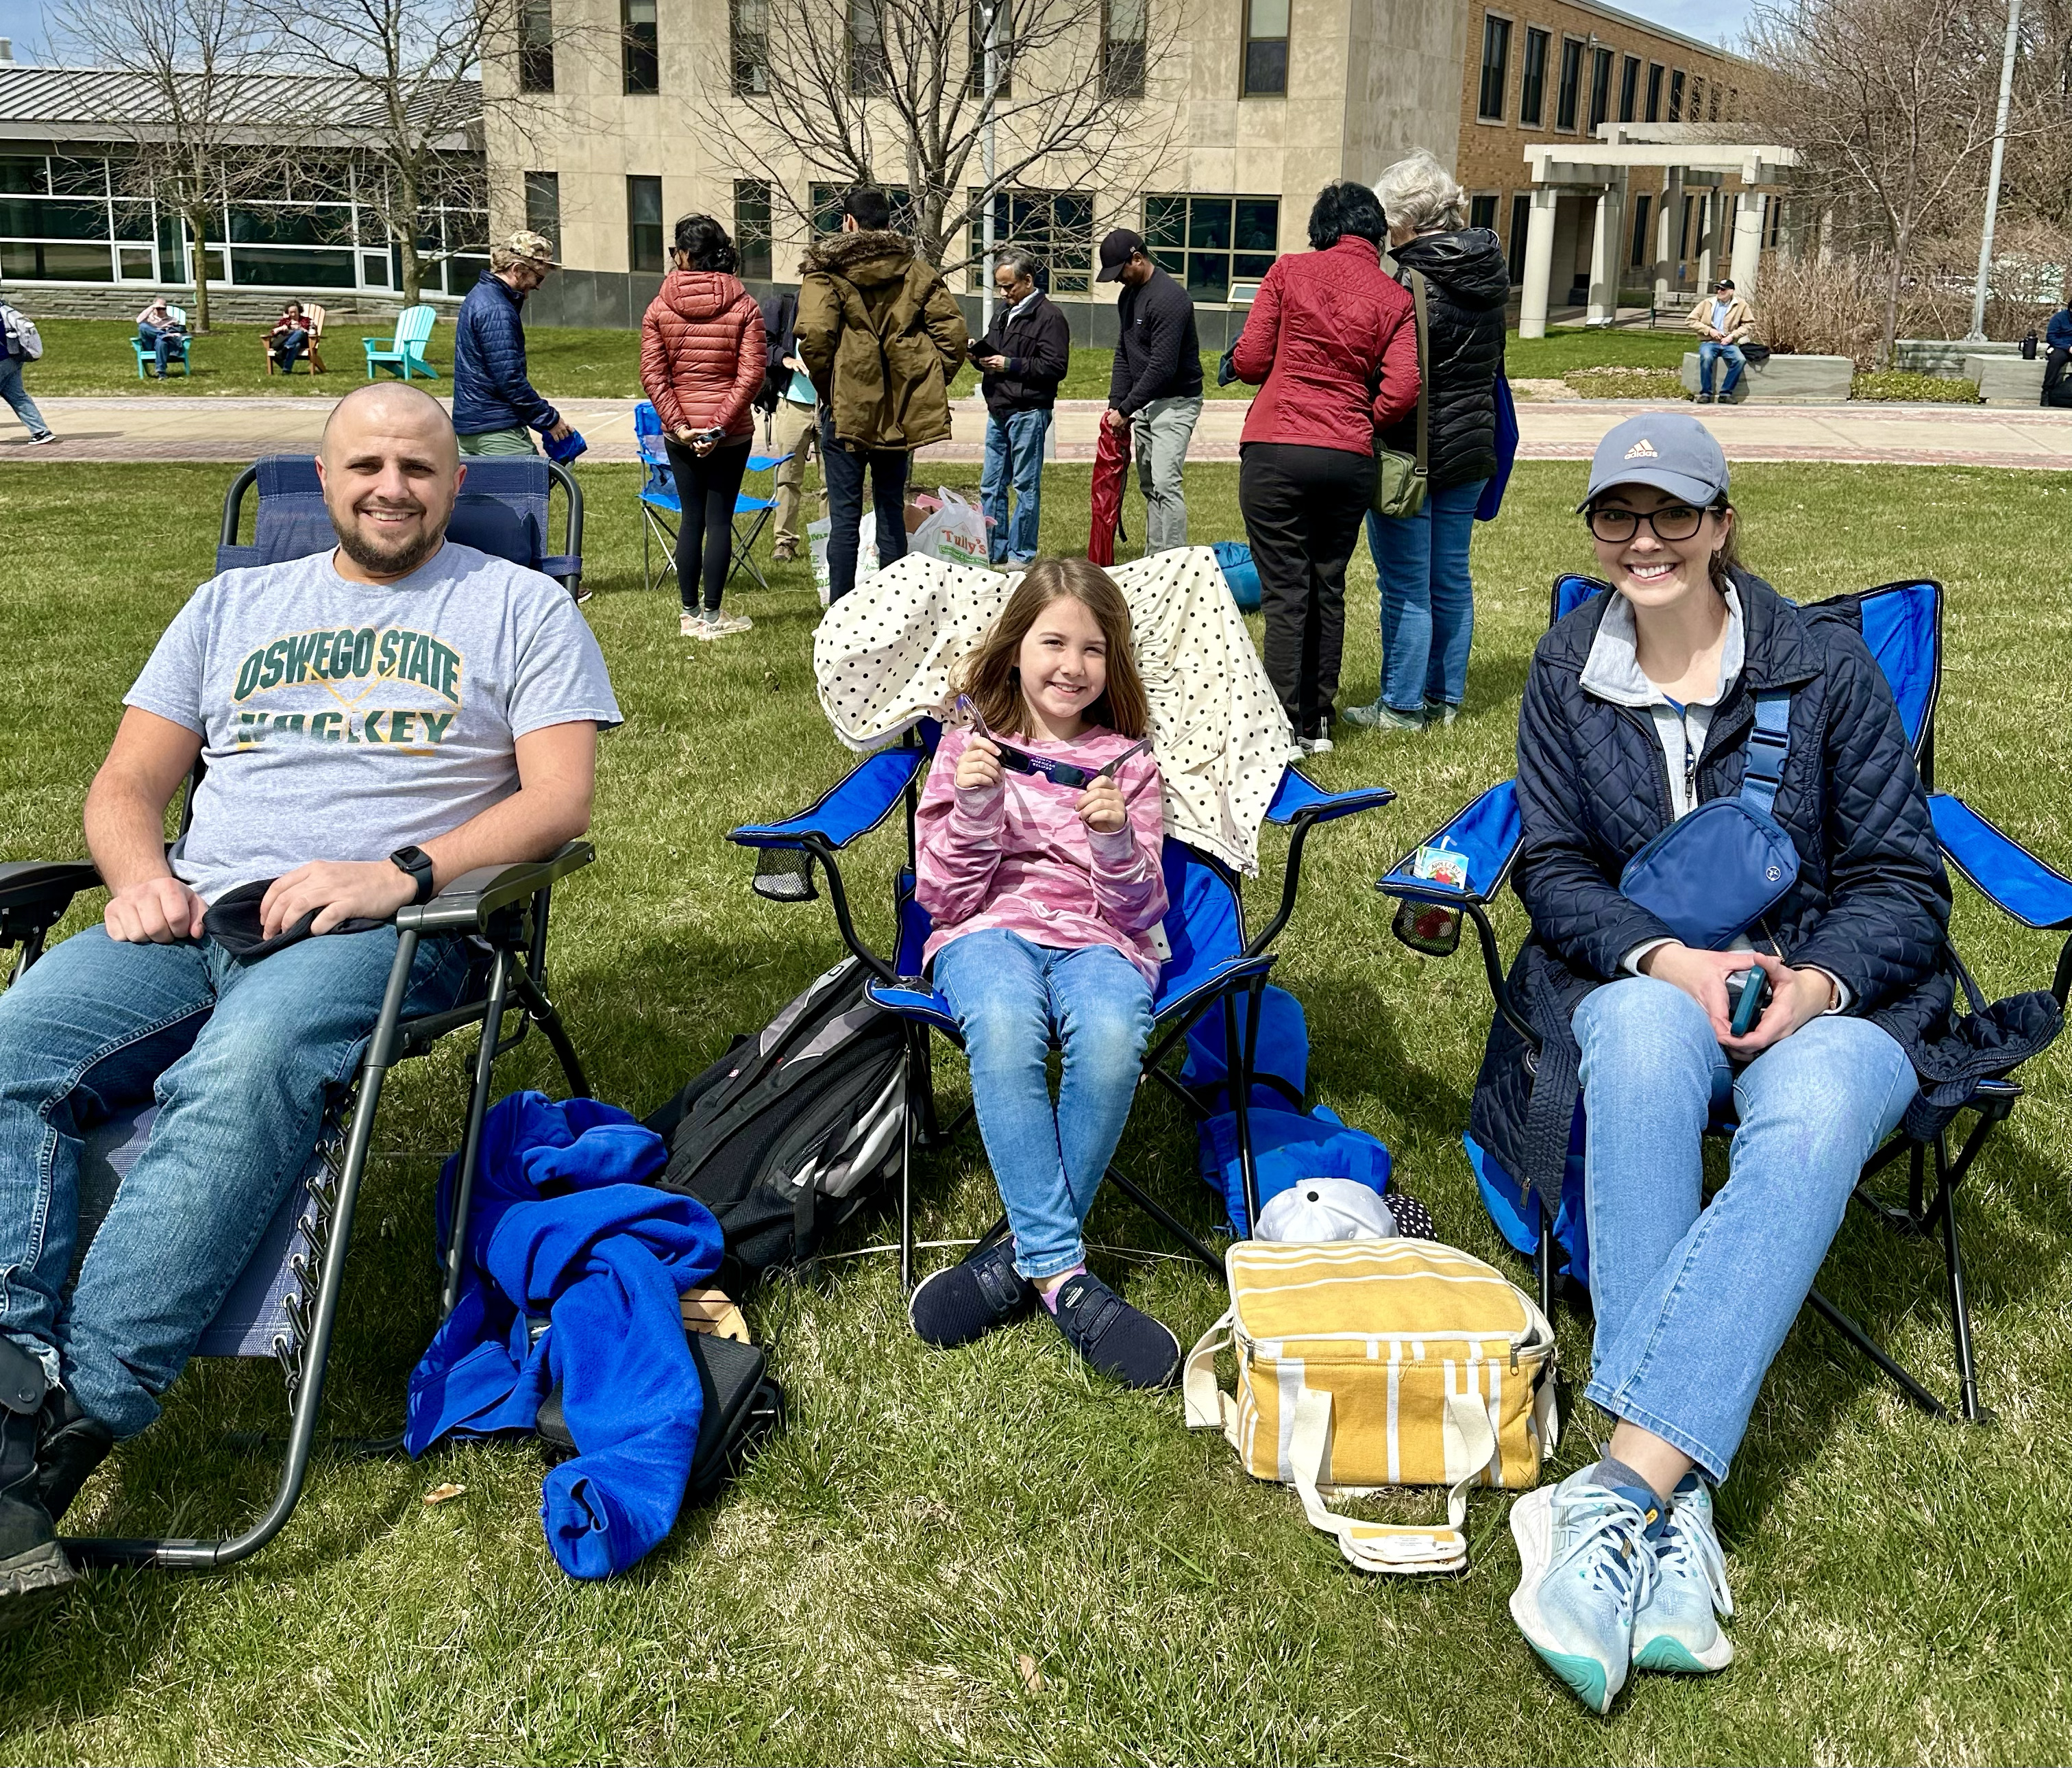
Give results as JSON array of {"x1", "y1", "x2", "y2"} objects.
[{"x1": 1098, "y1": 228, "x2": 1202, "y2": 553}]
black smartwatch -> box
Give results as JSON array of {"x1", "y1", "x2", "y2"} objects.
[{"x1": 388, "y1": 845, "x2": 436, "y2": 905}]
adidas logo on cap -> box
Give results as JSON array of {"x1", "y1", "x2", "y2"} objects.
[{"x1": 1624, "y1": 438, "x2": 1660, "y2": 460}]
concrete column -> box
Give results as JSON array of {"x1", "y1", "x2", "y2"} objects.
[
  {"x1": 1654, "y1": 167, "x2": 1683, "y2": 310},
  {"x1": 1730, "y1": 186, "x2": 1765, "y2": 297},
  {"x1": 1694, "y1": 191, "x2": 1716, "y2": 292},
  {"x1": 1586, "y1": 176, "x2": 1625, "y2": 325},
  {"x1": 1518, "y1": 186, "x2": 1561, "y2": 340}
]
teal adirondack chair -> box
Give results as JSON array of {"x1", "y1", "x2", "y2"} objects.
[
  {"x1": 132, "y1": 304, "x2": 192, "y2": 379},
  {"x1": 362, "y1": 304, "x2": 439, "y2": 380}
]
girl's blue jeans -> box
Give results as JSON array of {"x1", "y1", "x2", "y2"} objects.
[
  {"x1": 933, "y1": 930, "x2": 1153, "y2": 1281},
  {"x1": 1574, "y1": 975, "x2": 1916, "y2": 1482},
  {"x1": 1365, "y1": 476, "x2": 1488, "y2": 714}
]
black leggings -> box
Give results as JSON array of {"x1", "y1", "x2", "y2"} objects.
[{"x1": 664, "y1": 435, "x2": 751, "y2": 614}]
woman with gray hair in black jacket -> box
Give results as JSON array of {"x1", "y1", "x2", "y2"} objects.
[{"x1": 1346, "y1": 151, "x2": 1510, "y2": 732}]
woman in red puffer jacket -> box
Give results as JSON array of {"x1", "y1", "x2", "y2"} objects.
[{"x1": 640, "y1": 214, "x2": 767, "y2": 639}]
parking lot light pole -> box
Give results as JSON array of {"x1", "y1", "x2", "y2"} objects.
[{"x1": 1965, "y1": 0, "x2": 2023, "y2": 345}]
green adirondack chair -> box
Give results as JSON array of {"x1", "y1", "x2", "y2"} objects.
[
  {"x1": 362, "y1": 304, "x2": 439, "y2": 380},
  {"x1": 132, "y1": 304, "x2": 192, "y2": 379}
]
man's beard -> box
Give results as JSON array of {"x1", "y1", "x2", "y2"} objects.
[{"x1": 332, "y1": 503, "x2": 443, "y2": 577}]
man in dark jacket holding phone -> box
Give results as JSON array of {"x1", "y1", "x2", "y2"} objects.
[
  {"x1": 1099, "y1": 229, "x2": 1202, "y2": 553},
  {"x1": 972, "y1": 251, "x2": 1070, "y2": 566}
]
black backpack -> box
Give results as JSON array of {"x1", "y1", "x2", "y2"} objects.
[{"x1": 645, "y1": 958, "x2": 911, "y2": 1282}]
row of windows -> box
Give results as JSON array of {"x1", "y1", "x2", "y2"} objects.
[
  {"x1": 544, "y1": 171, "x2": 1285, "y2": 297},
  {"x1": 0, "y1": 151, "x2": 486, "y2": 292},
  {"x1": 1475, "y1": 10, "x2": 1734, "y2": 132}
]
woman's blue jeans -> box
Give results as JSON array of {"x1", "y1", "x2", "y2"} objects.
[
  {"x1": 933, "y1": 930, "x2": 1153, "y2": 1281},
  {"x1": 1573, "y1": 976, "x2": 1917, "y2": 1482},
  {"x1": 1365, "y1": 476, "x2": 1488, "y2": 715}
]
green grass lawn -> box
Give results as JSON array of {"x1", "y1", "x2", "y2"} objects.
[
  {"x1": 3, "y1": 459, "x2": 2071, "y2": 1762},
  {"x1": 1504, "y1": 325, "x2": 1696, "y2": 379}
]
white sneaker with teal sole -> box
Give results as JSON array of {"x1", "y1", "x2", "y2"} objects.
[
  {"x1": 1509, "y1": 1469, "x2": 1662, "y2": 1715},
  {"x1": 1631, "y1": 1474, "x2": 1734, "y2": 1673}
]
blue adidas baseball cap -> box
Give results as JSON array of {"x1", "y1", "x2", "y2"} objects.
[{"x1": 1579, "y1": 411, "x2": 1730, "y2": 510}]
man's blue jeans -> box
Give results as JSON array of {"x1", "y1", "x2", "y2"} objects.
[
  {"x1": 1573, "y1": 976, "x2": 1916, "y2": 1481},
  {"x1": 1699, "y1": 340, "x2": 1746, "y2": 397},
  {"x1": 0, "y1": 354, "x2": 50, "y2": 438},
  {"x1": 981, "y1": 408, "x2": 1049, "y2": 564},
  {"x1": 0, "y1": 923, "x2": 469, "y2": 1436},
  {"x1": 1366, "y1": 476, "x2": 1488, "y2": 715},
  {"x1": 137, "y1": 323, "x2": 181, "y2": 375},
  {"x1": 933, "y1": 930, "x2": 1153, "y2": 1280}
]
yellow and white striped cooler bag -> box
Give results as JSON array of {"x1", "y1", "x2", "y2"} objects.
[{"x1": 1183, "y1": 1239, "x2": 1559, "y2": 1574}]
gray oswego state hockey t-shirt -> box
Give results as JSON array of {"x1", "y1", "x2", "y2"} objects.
[{"x1": 125, "y1": 541, "x2": 621, "y2": 904}]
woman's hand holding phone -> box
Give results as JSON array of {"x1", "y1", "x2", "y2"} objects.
[
  {"x1": 1641, "y1": 943, "x2": 1834, "y2": 1054},
  {"x1": 954, "y1": 736, "x2": 1003, "y2": 795},
  {"x1": 1077, "y1": 776, "x2": 1126, "y2": 834}
]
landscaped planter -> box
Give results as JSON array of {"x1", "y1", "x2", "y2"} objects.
[{"x1": 1679, "y1": 352, "x2": 1855, "y2": 404}]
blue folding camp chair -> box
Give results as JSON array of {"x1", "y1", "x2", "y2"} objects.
[
  {"x1": 730, "y1": 725, "x2": 1394, "y2": 1287},
  {"x1": 633, "y1": 401, "x2": 793, "y2": 595},
  {"x1": 0, "y1": 456, "x2": 599, "y2": 1570},
  {"x1": 1377, "y1": 573, "x2": 2072, "y2": 1423}
]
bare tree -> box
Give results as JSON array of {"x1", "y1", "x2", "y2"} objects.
[
  {"x1": 254, "y1": 0, "x2": 595, "y2": 306},
  {"x1": 48, "y1": 0, "x2": 291, "y2": 332},
  {"x1": 1747, "y1": 0, "x2": 2014, "y2": 363},
  {"x1": 701, "y1": 0, "x2": 1187, "y2": 275}
]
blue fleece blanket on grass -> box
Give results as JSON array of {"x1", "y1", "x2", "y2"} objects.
[{"x1": 405, "y1": 1091, "x2": 725, "y2": 1579}]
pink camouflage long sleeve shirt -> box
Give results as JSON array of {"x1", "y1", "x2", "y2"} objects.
[{"x1": 916, "y1": 724, "x2": 1169, "y2": 984}]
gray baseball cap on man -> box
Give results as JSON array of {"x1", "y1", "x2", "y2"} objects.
[{"x1": 1579, "y1": 410, "x2": 1730, "y2": 510}]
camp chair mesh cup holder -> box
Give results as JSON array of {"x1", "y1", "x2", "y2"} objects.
[
  {"x1": 728, "y1": 723, "x2": 1394, "y2": 1289},
  {"x1": 0, "y1": 452, "x2": 597, "y2": 1569},
  {"x1": 633, "y1": 401, "x2": 792, "y2": 597},
  {"x1": 1374, "y1": 572, "x2": 2072, "y2": 1427}
]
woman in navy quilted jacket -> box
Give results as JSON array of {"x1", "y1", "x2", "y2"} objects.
[
  {"x1": 640, "y1": 214, "x2": 767, "y2": 640},
  {"x1": 1490, "y1": 412, "x2": 1950, "y2": 1715}
]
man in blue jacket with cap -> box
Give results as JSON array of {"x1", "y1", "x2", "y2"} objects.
[{"x1": 452, "y1": 230, "x2": 575, "y2": 458}]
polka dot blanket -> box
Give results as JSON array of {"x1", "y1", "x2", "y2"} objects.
[{"x1": 813, "y1": 549, "x2": 1295, "y2": 876}]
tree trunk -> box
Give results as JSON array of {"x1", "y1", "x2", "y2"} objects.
[
  {"x1": 184, "y1": 208, "x2": 213, "y2": 333},
  {"x1": 398, "y1": 166, "x2": 423, "y2": 306},
  {"x1": 1881, "y1": 213, "x2": 1910, "y2": 369}
]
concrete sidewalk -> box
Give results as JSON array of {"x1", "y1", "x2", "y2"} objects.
[{"x1": 6, "y1": 393, "x2": 2071, "y2": 471}]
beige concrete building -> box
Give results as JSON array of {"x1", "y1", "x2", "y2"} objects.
[{"x1": 486, "y1": 0, "x2": 1470, "y2": 338}]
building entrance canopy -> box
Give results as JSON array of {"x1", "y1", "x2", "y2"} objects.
[{"x1": 1515, "y1": 123, "x2": 1800, "y2": 338}]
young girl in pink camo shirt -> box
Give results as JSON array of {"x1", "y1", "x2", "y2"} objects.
[{"x1": 908, "y1": 559, "x2": 1181, "y2": 1387}]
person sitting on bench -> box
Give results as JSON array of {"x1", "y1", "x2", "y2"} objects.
[{"x1": 0, "y1": 382, "x2": 621, "y2": 1628}]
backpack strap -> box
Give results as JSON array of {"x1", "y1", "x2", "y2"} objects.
[{"x1": 1739, "y1": 690, "x2": 1792, "y2": 819}]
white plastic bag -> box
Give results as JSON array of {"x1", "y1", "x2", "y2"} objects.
[
  {"x1": 809, "y1": 516, "x2": 835, "y2": 606},
  {"x1": 911, "y1": 486, "x2": 990, "y2": 569}
]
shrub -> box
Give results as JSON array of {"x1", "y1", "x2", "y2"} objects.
[
  {"x1": 1562, "y1": 366, "x2": 1688, "y2": 401},
  {"x1": 1851, "y1": 371, "x2": 1982, "y2": 403}
]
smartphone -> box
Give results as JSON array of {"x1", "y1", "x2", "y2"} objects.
[{"x1": 1727, "y1": 967, "x2": 1771, "y2": 1036}]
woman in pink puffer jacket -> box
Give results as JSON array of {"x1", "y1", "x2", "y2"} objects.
[{"x1": 639, "y1": 214, "x2": 766, "y2": 639}]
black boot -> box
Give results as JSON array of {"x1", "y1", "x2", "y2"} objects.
[
  {"x1": 36, "y1": 1387, "x2": 112, "y2": 1526},
  {"x1": 0, "y1": 1339, "x2": 73, "y2": 1632}
]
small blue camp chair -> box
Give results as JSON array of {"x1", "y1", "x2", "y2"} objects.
[
  {"x1": 730, "y1": 727, "x2": 1394, "y2": 1287},
  {"x1": 728, "y1": 448, "x2": 793, "y2": 592},
  {"x1": 1377, "y1": 573, "x2": 2072, "y2": 1423},
  {"x1": 632, "y1": 401, "x2": 793, "y2": 595},
  {"x1": 362, "y1": 303, "x2": 439, "y2": 380},
  {"x1": 0, "y1": 454, "x2": 600, "y2": 1570},
  {"x1": 132, "y1": 303, "x2": 191, "y2": 379}
]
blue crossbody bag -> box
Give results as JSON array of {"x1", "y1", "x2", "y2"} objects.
[{"x1": 1619, "y1": 690, "x2": 1801, "y2": 952}]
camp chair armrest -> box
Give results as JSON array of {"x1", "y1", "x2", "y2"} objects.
[
  {"x1": 395, "y1": 841, "x2": 594, "y2": 933},
  {"x1": 1155, "y1": 954, "x2": 1276, "y2": 1029},
  {"x1": 1930, "y1": 794, "x2": 2072, "y2": 932},
  {"x1": 1377, "y1": 779, "x2": 1524, "y2": 910},
  {"x1": 0, "y1": 860, "x2": 103, "y2": 949},
  {"x1": 728, "y1": 741, "x2": 930, "y2": 853},
  {"x1": 1263, "y1": 767, "x2": 1395, "y2": 829}
]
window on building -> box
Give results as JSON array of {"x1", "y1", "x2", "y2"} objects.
[
  {"x1": 1555, "y1": 38, "x2": 1583, "y2": 131},
  {"x1": 1242, "y1": 0, "x2": 1287, "y2": 97},
  {"x1": 1469, "y1": 192, "x2": 1498, "y2": 232},
  {"x1": 1766, "y1": 194, "x2": 1782, "y2": 247},
  {"x1": 1519, "y1": 27, "x2": 1549, "y2": 126},
  {"x1": 732, "y1": 0, "x2": 769, "y2": 94},
  {"x1": 1679, "y1": 191, "x2": 1696, "y2": 257},
  {"x1": 1588, "y1": 46, "x2": 1612, "y2": 132},
  {"x1": 523, "y1": 171, "x2": 560, "y2": 256},
  {"x1": 1645, "y1": 62, "x2": 1664, "y2": 121},
  {"x1": 1668, "y1": 69, "x2": 1684, "y2": 121},
  {"x1": 1709, "y1": 82, "x2": 1721, "y2": 122},
  {"x1": 850, "y1": 0, "x2": 889, "y2": 95},
  {"x1": 627, "y1": 174, "x2": 663, "y2": 272},
  {"x1": 1629, "y1": 192, "x2": 1651, "y2": 266},
  {"x1": 519, "y1": 0, "x2": 554, "y2": 93},
  {"x1": 735, "y1": 179, "x2": 772, "y2": 278},
  {"x1": 967, "y1": 188, "x2": 1094, "y2": 291},
  {"x1": 968, "y1": 0, "x2": 1013, "y2": 98},
  {"x1": 621, "y1": 0, "x2": 658, "y2": 93},
  {"x1": 1618, "y1": 54, "x2": 1639, "y2": 123},
  {"x1": 1102, "y1": 0, "x2": 1145, "y2": 97},
  {"x1": 1477, "y1": 13, "x2": 1511, "y2": 122},
  {"x1": 1143, "y1": 192, "x2": 1277, "y2": 302},
  {"x1": 1507, "y1": 192, "x2": 1529, "y2": 283},
  {"x1": 1688, "y1": 77, "x2": 1704, "y2": 122},
  {"x1": 810, "y1": 181, "x2": 915, "y2": 236}
]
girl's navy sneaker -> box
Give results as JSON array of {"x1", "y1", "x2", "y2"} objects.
[
  {"x1": 1050, "y1": 1272, "x2": 1181, "y2": 1388},
  {"x1": 909, "y1": 1234, "x2": 1033, "y2": 1347}
]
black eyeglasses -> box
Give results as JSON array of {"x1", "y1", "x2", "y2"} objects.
[
  {"x1": 1586, "y1": 503, "x2": 1710, "y2": 544},
  {"x1": 954, "y1": 695, "x2": 1152, "y2": 790}
]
